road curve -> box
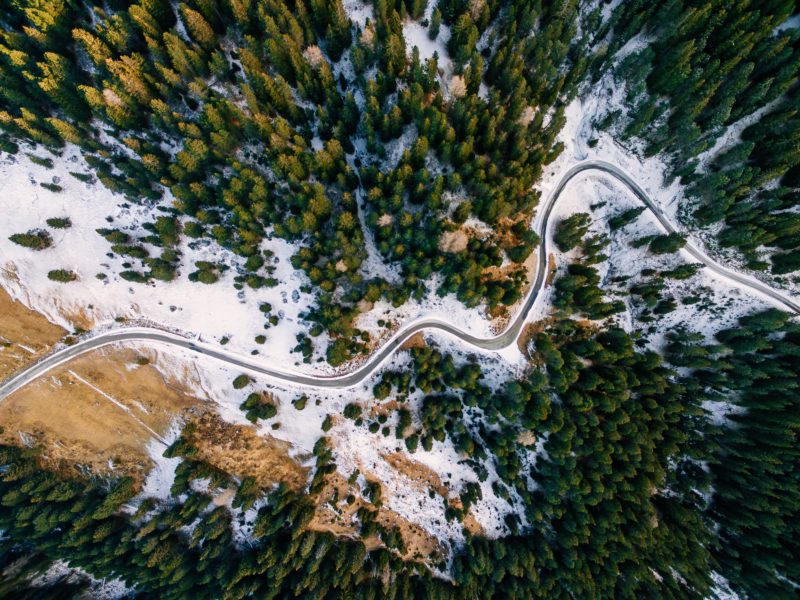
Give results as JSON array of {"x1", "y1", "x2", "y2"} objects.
[{"x1": 1, "y1": 160, "x2": 799, "y2": 398}]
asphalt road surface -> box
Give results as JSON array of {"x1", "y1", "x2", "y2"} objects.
[{"x1": 2, "y1": 160, "x2": 798, "y2": 398}]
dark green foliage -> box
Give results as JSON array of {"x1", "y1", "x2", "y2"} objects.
[
  {"x1": 0, "y1": 308, "x2": 796, "y2": 599},
  {"x1": 0, "y1": 3, "x2": 795, "y2": 598},
  {"x1": 662, "y1": 263, "x2": 701, "y2": 279},
  {"x1": 47, "y1": 268, "x2": 77, "y2": 282},
  {"x1": 608, "y1": 1, "x2": 800, "y2": 273},
  {"x1": 429, "y1": 7, "x2": 441, "y2": 40},
  {"x1": 0, "y1": 0, "x2": 586, "y2": 359},
  {"x1": 554, "y1": 213, "x2": 591, "y2": 252},
  {"x1": 649, "y1": 233, "x2": 686, "y2": 254},
  {"x1": 321, "y1": 414, "x2": 333, "y2": 432},
  {"x1": 45, "y1": 217, "x2": 71, "y2": 229},
  {"x1": 240, "y1": 392, "x2": 277, "y2": 422},
  {"x1": 554, "y1": 262, "x2": 625, "y2": 319},
  {"x1": 343, "y1": 403, "x2": 362, "y2": 419},
  {"x1": 232, "y1": 374, "x2": 251, "y2": 389},
  {"x1": 608, "y1": 206, "x2": 645, "y2": 230},
  {"x1": 666, "y1": 309, "x2": 800, "y2": 598},
  {"x1": 39, "y1": 182, "x2": 62, "y2": 192},
  {"x1": 9, "y1": 229, "x2": 52, "y2": 250}
]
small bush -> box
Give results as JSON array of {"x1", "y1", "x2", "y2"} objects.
[
  {"x1": 649, "y1": 233, "x2": 687, "y2": 255},
  {"x1": 40, "y1": 182, "x2": 63, "y2": 193},
  {"x1": 554, "y1": 213, "x2": 591, "y2": 252},
  {"x1": 69, "y1": 171, "x2": 93, "y2": 183},
  {"x1": 46, "y1": 217, "x2": 72, "y2": 229},
  {"x1": 183, "y1": 221, "x2": 204, "y2": 238},
  {"x1": 189, "y1": 269, "x2": 219, "y2": 284},
  {"x1": 343, "y1": 403, "x2": 362, "y2": 419},
  {"x1": 232, "y1": 374, "x2": 251, "y2": 389},
  {"x1": 47, "y1": 269, "x2": 77, "y2": 283},
  {"x1": 26, "y1": 153, "x2": 53, "y2": 168},
  {"x1": 240, "y1": 392, "x2": 277, "y2": 422},
  {"x1": 9, "y1": 229, "x2": 52, "y2": 250},
  {"x1": 0, "y1": 136, "x2": 18, "y2": 154},
  {"x1": 608, "y1": 207, "x2": 645, "y2": 230},
  {"x1": 119, "y1": 270, "x2": 148, "y2": 283},
  {"x1": 97, "y1": 229, "x2": 130, "y2": 244},
  {"x1": 111, "y1": 244, "x2": 149, "y2": 259}
]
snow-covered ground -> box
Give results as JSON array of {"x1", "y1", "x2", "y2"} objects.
[
  {"x1": 555, "y1": 67, "x2": 800, "y2": 297},
  {"x1": 401, "y1": 1, "x2": 453, "y2": 86},
  {"x1": 121, "y1": 336, "x2": 524, "y2": 555},
  {"x1": 0, "y1": 144, "x2": 528, "y2": 377},
  {"x1": 540, "y1": 172, "x2": 771, "y2": 343},
  {"x1": 30, "y1": 560, "x2": 131, "y2": 600},
  {"x1": 0, "y1": 147, "x2": 320, "y2": 371}
]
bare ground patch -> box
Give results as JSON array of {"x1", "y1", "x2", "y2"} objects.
[{"x1": 382, "y1": 451, "x2": 484, "y2": 536}]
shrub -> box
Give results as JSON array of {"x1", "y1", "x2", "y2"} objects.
[
  {"x1": 0, "y1": 136, "x2": 18, "y2": 154},
  {"x1": 97, "y1": 229, "x2": 130, "y2": 244},
  {"x1": 649, "y1": 233, "x2": 687, "y2": 254},
  {"x1": 47, "y1": 269, "x2": 77, "y2": 282},
  {"x1": 46, "y1": 217, "x2": 72, "y2": 229},
  {"x1": 189, "y1": 269, "x2": 219, "y2": 284},
  {"x1": 232, "y1": 374, "x2": 251, "y2": 389},
  {"x1": 240, "y1": 392, "x2": 277, "y2": 422},
  {"x1": 26, "y1": 153, "x2": 53, "y2": 168},
  {"x1": 662, "y1": 263, "x2": 702, "y2": 279},
  {"x1": 112, "y1": 244, "x2": 149, "y2": 259},
  {"x1": 120, "y1": 270, "x2": 148, "y2": 283},
  {"x1": 183, "y1": 221, "x2": 204, "y2": 238},
  {"x1": 343, "y1": 403, "x2": 362, "y2": 419},
  {"x1": 69, "y1": 171, "x2": 93, "y2": 183},
  {"x1": 608, "y1": 207, "x2": 645, "y2": 230},
  {"x1": 9, "y1": 229, "x2": 52, "y2": 250}
]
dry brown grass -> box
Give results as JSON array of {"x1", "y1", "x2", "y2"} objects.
[
  {"x1": 438, "y1": 229, "x2": 469, "y2": 253},
  {"x1": 546, "y1": 252, "x2": 557, "y2": 286},
  {"x1": 382, "y1": 452, "x2": 484, "y2": 537},
  {"x1": 0, "y1": 287, "x2": 66, "y2": 379},
  {"x1": 184, "y1": 411, "x2": 309, "y2": 490},
  {"x1": 308, "y1": 469, "x2": 446, "y2": 563},
  {"x1": 0, "y1": 346, "x2": 200, "y2": 483},
  {"x1": 399, "y1": 332, "x2": 426, "y2": 351}
]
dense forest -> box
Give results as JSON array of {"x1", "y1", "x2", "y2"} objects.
[{"x1": 1, "y1": 0, "x2": 800, "y2": 598}]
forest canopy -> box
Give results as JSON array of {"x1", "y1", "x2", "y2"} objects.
[{"x1": 0, "y1": 0, "x2": 799, "y2": 598}]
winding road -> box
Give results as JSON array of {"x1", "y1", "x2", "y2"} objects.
[{"x1": 1, "y1": 160, "x2": 798, "y2": 398}]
